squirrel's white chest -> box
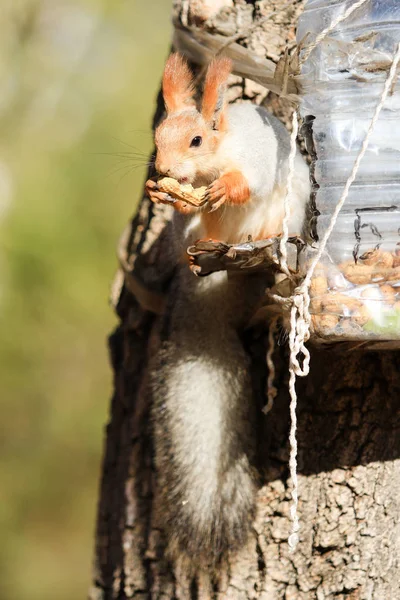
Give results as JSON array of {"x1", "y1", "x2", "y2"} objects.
[
  {"x1": 206, "y1": 188, "x2": 285, "y2": 244},
  {"x1": 200, "y1": 104, "x2": 310, "y2": 243}
]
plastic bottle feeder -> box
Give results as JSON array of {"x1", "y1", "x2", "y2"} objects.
[{"x1": 297, "y1": 0, "x2": 400, "y2": 348}]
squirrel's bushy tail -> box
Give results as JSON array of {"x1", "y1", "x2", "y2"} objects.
[{"x1": 150, "y1": 268, "x2": 262, "y2": 562}]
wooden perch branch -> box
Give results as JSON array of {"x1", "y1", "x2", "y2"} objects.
[{"x1": 187, "y1": 236, "x2": 304, "y2": 276}]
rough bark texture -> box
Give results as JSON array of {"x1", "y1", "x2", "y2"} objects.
[{"x1": 89, "y1": 2, "x2": 400, "y2": 599}]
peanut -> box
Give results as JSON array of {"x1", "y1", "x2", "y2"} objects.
[
  {"x1": 321, "y1": 292, "x2": 362, "y2": 314},
  {"x1": 352, "y1": 304, "x2": 371, "y2": 326},
  {"x1": 392, "y1": 254, "x2": 400, "y2": 268},
  {"x1": 360, "y1": 249, "x2": 394, "y2": 268},
  {"x1": 157, "y1": 177, "x2": 207, "y2": 206},
  {"x1": 340, "y1": 263, "x2": 374, "y2": 285},
  {"x1": 380, "y1": 284, "x2": 397, "y2": 302},
  {"x1": 310, "y1": 275, "x2": 328, "y2": 298},
  {"x1": 340, "y1": 319, "x2": 358, "y2": 335},
  {"x1": 311, "y1": 314, "x2": 339, "y2": 333},
  {"x1": 307, "y1": 249, "x2": 400, "y2": 336}
]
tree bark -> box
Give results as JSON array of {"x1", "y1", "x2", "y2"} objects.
[{"x1": 89, "y1": 1, "x2": 400, "y2": 598}]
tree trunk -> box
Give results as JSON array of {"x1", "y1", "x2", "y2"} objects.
[{"x1": 89, "y1": 1, "x2": 400, "y2": 598}]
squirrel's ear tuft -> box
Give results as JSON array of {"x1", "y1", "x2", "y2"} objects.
[
  {"x1": 201, "y1": 57, "x2": 232, "y2": 130},
  {"x1": 162, "y1": 53, "x2": 196, "y2": 114}
]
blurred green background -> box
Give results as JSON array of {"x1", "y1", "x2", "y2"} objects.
[{"x1": 0, "y1": 1, "x2": 171, "y2": 598}]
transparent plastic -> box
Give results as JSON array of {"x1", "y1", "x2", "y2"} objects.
[{"x1": 297, "y1": 0, "x2": 400, "y2": 347}]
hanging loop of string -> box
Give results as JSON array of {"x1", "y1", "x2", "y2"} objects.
[
  {"x1": 279, "y1": 110, "x2": 299, "y2": 278},
  {"x1": 263, "y1": 316, "x2": 279, "y2": 414}
]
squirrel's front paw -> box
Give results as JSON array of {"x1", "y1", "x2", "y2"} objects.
[
  {"x1": 145, "y1": 179, "x2": 196, "y2": 214},
  {"x1": 145, "y1": 179, "x2": 175, "y2": 205},
  {"x1": 205, "y1": 179, "x2": 227, "y2": 213},
  {"x1": 205, "y1": 171, "x2": 250, "y2": 212}
]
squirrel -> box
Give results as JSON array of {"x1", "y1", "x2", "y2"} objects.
[{"x1": 145, "y1": 53, "x2": 310, "y2": 564}]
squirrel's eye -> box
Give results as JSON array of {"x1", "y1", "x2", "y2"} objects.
[{"x1": 190, "y1": 136, "x2": 202, "y2": 148}]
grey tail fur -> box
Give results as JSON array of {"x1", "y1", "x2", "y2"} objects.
[{"x1": 150, "y1": 267, "x2": 265, "y2": 563}]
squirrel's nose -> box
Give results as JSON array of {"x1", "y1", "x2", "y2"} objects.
[{"x1": 156, "y1": 162, "x2": 170, "y2": 176}]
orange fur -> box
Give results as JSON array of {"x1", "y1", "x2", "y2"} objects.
[
  {"x1": 203, "y1": 170, "x2": 250, "y2": 239},
  {"x1": 200, "y1": 215, "x2": 223, "y2": 241},
  {"x1": 154, "y1": 111, "x2": 210, "y2": 177},
  {"x1": 218, "y1": 170, "x2": 250, "y2": 205},
  {"x1": 173, "y1": 200, "x2": 198, "y2": 215},
  {"x1": 162, "y1": 53, "x2": 196, "y2": 114},
  {"x1": 202, "y1": 57, "x2": 232, "y2": 129}
]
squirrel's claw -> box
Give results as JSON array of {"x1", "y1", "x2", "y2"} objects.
[
  {"x1": 205, "y1": 179, "x2": 227, "y2": 212},
  {"x1": 208, "y1": 196, "x2": 227, "y2": 212},
  {"x1": 149, "y1": 190, "x2": 176, "y2": 205}
]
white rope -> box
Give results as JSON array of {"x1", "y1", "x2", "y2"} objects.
[
  {"x1": 266, "y1": 292, "x2": 292, "y2": 308},
  {"x1": 263, "y1": 317, "x2": 279, "y2": 414},
  {"x1": 279, "y1": 110, "x2": 299, "y2": 277},
  {"x1": 300, "y1": 0, "x2": 370, "y2": 65},
  {"x1": 181, "y1": 0, "x2": 190, "y2": 27},
  {"x1": 282, "y1": 40, "x2": 400, "y2": 553},
  {"x1": 287, "y1": 302, "x2": 300, "y2": 549}
]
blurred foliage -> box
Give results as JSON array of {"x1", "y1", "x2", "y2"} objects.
[{"x1": 0, "y1": 1, "x2": 171, "y2": 598}]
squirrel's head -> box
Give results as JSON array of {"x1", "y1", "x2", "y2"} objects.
[{"x1": 154, "y1": 53, "x2": 232, "y2": 184}]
